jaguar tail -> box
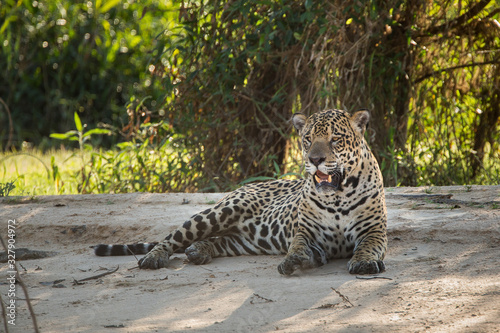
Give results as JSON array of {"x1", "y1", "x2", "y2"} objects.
[{"x1": 93, "y1": 243, "x2": 158, "y2": 256}]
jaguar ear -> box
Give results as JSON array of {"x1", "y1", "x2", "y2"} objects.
[
  {"x1": 292, "y1": 113, "x2": 307, "y2": 132},
  {"x1": 351, "y1": 110, "x2": 370, "y2": 134}
]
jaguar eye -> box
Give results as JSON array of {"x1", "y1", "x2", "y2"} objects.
[
  {"x1": 331, "y1": 136, "x2": 342, "y2": 145},
  {"x1": 303, "y1": 136, "x2": 312, "y2": 145}
]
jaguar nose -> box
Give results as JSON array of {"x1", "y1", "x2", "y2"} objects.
[{"x1": 309, "y1": 157, "x2": 325, "y2": 166}]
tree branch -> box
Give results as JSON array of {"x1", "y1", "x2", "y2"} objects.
[
  {"x1": 413, "y1": 59, "x2": 499, "y2": 84},
  {"x1": 484, "y1": 7, "x2": 500, "y2": 19},
  {"x1": 422, "y1": 0, "x2": 492, "y2": 36}
]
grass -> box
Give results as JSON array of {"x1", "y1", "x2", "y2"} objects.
[
  {"x1": 0, "y1": 144, "x2": 498, "y2": 197},
  {"x1": 1, "y1": 142, "x2": 205, "y2": 195},
  {"x1": 0, "y1": 149, "x2": 83, "y2": 196}
]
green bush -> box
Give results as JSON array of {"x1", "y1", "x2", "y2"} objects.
[{"x1": 0, "y1": 0, "x2": 177, "y2": 149}]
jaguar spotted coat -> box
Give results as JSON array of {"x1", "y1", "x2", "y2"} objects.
[{"x1": 95, "y1": 109, "x2": 387, "y2": 275}]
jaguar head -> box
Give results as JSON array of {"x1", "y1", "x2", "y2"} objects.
[{"x1": 292, "y1": 109, "x2": 370, "y2": 195}]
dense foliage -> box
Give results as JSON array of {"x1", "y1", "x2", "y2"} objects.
[
  {"x1": 0, "y1": 0, "x2": 176, "y2": 148},
  {"x1": 1, "y1": 0, "x2": 499, "y2": 193}
]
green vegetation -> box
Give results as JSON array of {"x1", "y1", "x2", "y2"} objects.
[
  {"x1": 0, "y1": 0, "x2": 177, "y2": 147},
  {"x1": 1, "y1": 0, "x2": 499, "y2": 195},
  {"x1": 0, "y1": 181, "x2": 15, "y2": 197},
  {"x1": 0, "y1": 149, "x2": 81, "y2": 195}
]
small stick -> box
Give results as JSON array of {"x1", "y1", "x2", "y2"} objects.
[
  {"x1": 126, "y1": 245, "x2": 140, "y2": 263},
  {"x1": 356, "y1": 276, "x2": 393, "y2": 280},
  {"x1": 73, "y1": 266, "x2": 119, "y2": 284},
  {"x1": 313, "y1": 303, "x2": 340, "y2": 309},
  {"x1": 199, "y1": 266, "x2": 214, "y2": 272},
  {"x1": 331, "y1": 287, "x2": 354, "y2": 307},
  {"x1": 252, "y1": 293, "x2": 275, "y2": 303}
]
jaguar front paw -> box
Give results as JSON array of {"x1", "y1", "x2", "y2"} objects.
[
  {"x1": 138, "y1": 249, "x2": 170, "y2": 269},
  {"x1": 348, "y1": 259, "x2": 385, "y2": 275},
  {"x1": 277, "y1": 251, "x2": 315, "y2": 276}
]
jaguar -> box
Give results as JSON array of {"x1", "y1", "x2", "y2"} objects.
[{"x1": 94, "y1": 109, "x2": 387, "y2": 275}]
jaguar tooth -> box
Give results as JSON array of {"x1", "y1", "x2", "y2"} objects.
[
  {"x1": 328, "y1": 175, "x2": 332, "y2": 183},
  {"x1": 315, "y1": 175, "x2": 321, "y2": 183}
]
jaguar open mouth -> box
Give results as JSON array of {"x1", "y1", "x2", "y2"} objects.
[{"x1": 313, "y1": 170, "x2": 343, "y2": 191}]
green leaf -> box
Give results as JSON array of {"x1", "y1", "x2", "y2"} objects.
[
  {"x1": 74, "y1": 112, "x2": 83, "y2": 132},
  {"x1": 51, "y1": 156, "x2": 59, "y2": 181},
  {"x1": 50, "y1": 131, "x2": 78, "y2": 140},
  {"x1": 82, "y1": 128, "x2": 112, "y2": 137},
  {"x1": 98, "y1": 0, "x2": 121, "y2": 13},
  {"x1": 50, "y1": 133, "x2": 69, "y2": 140},
  {"x1": 116, "y1": 142, "x2": 134, "y2": 150},
  {"x1": 273, "y1": 161, "x2": 280, "y2": 175},
  {"x1": 0, "y1": 16, "x2": 16, "y2": 35},
  {"x1": 102, "y1": 19, "x2": 110, "y2": 32}
]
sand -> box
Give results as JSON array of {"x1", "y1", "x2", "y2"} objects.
[{"x1": 0, "y1": 185, "x2": 499, "y2": 333}]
